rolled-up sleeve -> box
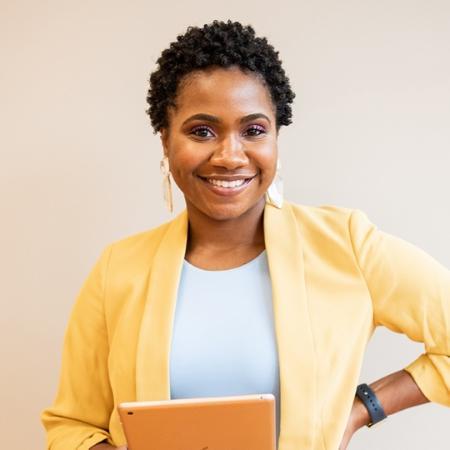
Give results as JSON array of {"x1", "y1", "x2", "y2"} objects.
[
  {"x1": 41, "y1": 245, "x2": 114, "y2": 449},
  {"x1": 349, "y1": 209, "x2": 450, "y2": 407}
]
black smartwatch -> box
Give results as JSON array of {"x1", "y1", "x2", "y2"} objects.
[{"x1": 355, "y1": 383, "x2": 387, "y2": 427}]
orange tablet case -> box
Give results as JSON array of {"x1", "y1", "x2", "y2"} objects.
[{"x1": 118, "y1": 393, "x2": 276, "y2": 450}]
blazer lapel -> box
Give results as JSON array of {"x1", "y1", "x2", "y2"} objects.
[
  {"x1": 265, "y1": 203, "x2": 318, "y2": 449},
  {"x1": 135, "y1": 203, "x2": 318, "y2": 448},
  {"x1": 136, "y1": 210, "x2": 188, "y2": 400}
]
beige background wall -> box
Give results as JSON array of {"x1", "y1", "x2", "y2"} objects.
[{"x1": 1, "y1": 0, "x2": 449, "y2": 448}]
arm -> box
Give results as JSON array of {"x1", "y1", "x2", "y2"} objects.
[
  {"x1": 353, "y1": 369, "x2": 429, "y2": 428},
  {"x1": 349, "y1": 209, "x2": 450, "y2": 406},
  {"x1": 339, "y1": 210, "x2": 450, "y2": 448},
  {"x1": 340, "y1": 369, "x2": 429, "y2": 449},
  {"x1": 41, "y1": 246, "x2": 116, "y2": 450}
]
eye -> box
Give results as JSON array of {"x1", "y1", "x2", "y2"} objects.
[
  {"x1": 244, "y1": 125, "x2": 266, "y2": 137},
  {"x1": 190, "y1": 126, "x2": 215, "y2": 139}
]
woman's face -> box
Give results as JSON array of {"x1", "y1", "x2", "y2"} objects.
[{"x1": 161, "y1": 66, "x2": 278, "y2": 221}]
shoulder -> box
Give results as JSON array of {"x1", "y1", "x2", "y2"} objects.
[
  {"x1": 284, "y1": 201, "x2": 373, "y2": 259},
  {"x1": 284, "y1": 201, "x2": 375, "y2": 247},
  {"x1": 286, "y1": 201, "x2": 355, "y2": 229}
]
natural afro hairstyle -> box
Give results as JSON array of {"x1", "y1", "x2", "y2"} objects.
[{"x1": 146, "y1": 20, "x2": 295, "y2": 133}]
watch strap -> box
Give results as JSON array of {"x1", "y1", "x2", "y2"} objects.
[{"x1": 355, "y1": 383, "x2": 387, "y2": 427}]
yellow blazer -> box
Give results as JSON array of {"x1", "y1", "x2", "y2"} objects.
[{"x1": 42, "y1": 202, "x2": 450, "y2": 450}]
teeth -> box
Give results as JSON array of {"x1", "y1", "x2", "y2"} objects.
[{"x1": 207, "y1": 178, "x2": 247, "y2": 188}]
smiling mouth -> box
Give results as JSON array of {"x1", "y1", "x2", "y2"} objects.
[
  {"x1": 199, "y1": 175, "x2": 256, "y2": 195},
  {"x1": 198, "y1": 175, "x2": 256, "y2": 189}
]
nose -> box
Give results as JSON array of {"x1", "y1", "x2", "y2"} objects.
[{"x1": 210, "y1": 135, "x2": 248, "y2": 170}]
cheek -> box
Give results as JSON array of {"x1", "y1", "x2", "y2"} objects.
[
  {"x1": 168, "y1": 141, "x2": 202, "y2": 170},
  {"x1": 168, "y1": 148, "x2": 208, "y2": 189},
  {"x1": 251, "y1": 147, "x2": 278, "y2": 178}
]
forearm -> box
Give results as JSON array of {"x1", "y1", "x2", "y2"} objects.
[{"x1": 352, "y1": 369, "x2": 430, "y2": 430}]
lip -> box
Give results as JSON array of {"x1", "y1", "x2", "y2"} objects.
[
  {"x1": 198, "y1": 174, "x2": 257, "y2": 181},
  {"x1": 197, "y1": 175, "x2": 256, "y2": 197}
]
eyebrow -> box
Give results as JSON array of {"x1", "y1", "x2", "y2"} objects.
[{"x1": 182, "y1": 112, "x2": 272, "y2": 126}]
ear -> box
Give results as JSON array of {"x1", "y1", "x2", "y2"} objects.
[{"x1": 160, "y1": 128, "x2": 169, "y2": 157}]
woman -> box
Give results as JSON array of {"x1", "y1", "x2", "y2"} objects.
[{"x1": 42, "y1": 20, "x2": 450, "y2": 450}]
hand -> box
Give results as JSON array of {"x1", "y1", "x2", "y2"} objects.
[{"x1": 338, "y1": 397, "x2": 369, "y2": 450}]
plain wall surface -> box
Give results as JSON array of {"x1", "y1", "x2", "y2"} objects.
[{"x1": 1, "y1": 0, "x2": 449, "y2": 448}]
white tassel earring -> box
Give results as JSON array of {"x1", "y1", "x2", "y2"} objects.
[
  {"x1": 160, "y1": 156, "x2": 173, "y2": 213},
  {"x1": 265, "y1": 158, "x2": 284, "y2": 209}
]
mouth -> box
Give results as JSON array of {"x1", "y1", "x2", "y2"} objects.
[{"x1": 197, "y1": 175, "x2": 257, "y2": 196}]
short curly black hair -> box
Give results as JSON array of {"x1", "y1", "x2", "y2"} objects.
[{"x1": 146, "y1": 20, "x2": 295, "y2": 133}]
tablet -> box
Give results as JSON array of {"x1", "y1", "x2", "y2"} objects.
[{"x1": 118, "y1": 393, "x2": 276, "y2": 450}]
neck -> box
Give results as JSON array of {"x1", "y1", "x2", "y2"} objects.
[{"x1": 186, "y1": 198, "x2": 266, "y2": 254}]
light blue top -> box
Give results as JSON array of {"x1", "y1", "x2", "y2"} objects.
[{"x1": 169, "y1": 250, "x2": 281, "y2": 444}]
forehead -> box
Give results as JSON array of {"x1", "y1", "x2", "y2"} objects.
[{"x1": 172, "y1": 67, "x2": 275, "y2": 118}]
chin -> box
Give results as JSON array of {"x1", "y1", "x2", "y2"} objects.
[{"x1": 198, "y1": 198, "x2": 265, "y2": 222}]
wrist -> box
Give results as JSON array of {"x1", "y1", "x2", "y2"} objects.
[
  {"x1": 351, "y1": 396, "x2": 371, "y2": 431},
  {"x1": 355, "y1": 383, "x2": 387, "y2": 427}
]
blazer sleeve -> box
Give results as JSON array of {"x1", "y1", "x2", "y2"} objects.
[
  {"x1": 41, "y1": 245, "x2": 115, "y2": 449},
  {"x1": 349, "y1": 209, "x2": 450, "y2": 407}
]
